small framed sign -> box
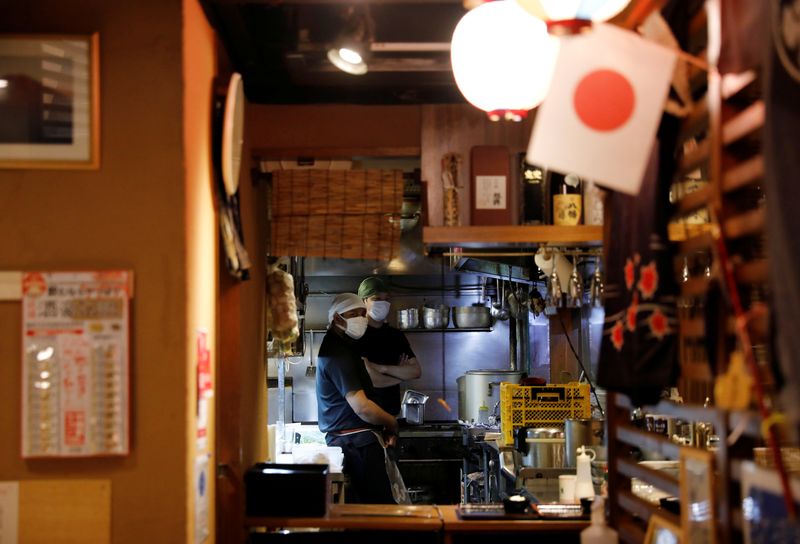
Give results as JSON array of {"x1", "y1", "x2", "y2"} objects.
[
  {"x1": 644, "y1": 514, "x2": 683, "y2": 544},
  {"x1": 680, "y1": 447, "x2": 717, "y2": 544},
  {"x1": 0, "y1": 33, "x2": 99, "y2": 169}
]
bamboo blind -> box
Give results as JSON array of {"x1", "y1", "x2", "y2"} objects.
[{"x1": 270, "y1": 169, "x2": 404, "y2": 260}]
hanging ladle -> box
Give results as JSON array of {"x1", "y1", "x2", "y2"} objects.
[{"x1": 493, "y1": 277, "x2": 509, "y2": 321}]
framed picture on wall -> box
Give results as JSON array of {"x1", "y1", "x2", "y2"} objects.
[
  {"x1": 0, "y1": 33, "x2": 99, "y2": 169},
  {"x1": 679, "y1": 447, "x2": 717, "y2": 544},
  {"x1": 644, "y1": 514, "x2": 683, "y2": 544},
  {"x1": 740, "y1": 459, "x2": 800, "y2": 544}
]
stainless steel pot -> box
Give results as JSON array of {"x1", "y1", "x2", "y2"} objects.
[
  {"x1": 452, "y1": 306, "x2": 492, "y2": 328},
  {"x1": 461, "y1": 369, "x2": 523, "y2": 423},
  {"x1": 522, "y1": 428, "x2": 565, "y2": 468},
  {"x1": 456, "y1": 376, "x2": 466, "y2": 421},
  {"x1": 565, "y1": 419, "x2": 593, "y2": 468},
  {"x1": 396, "y1": 308, "x2": 419, "y2": 329},
  {"x1": 421, "y1": 304, "x2": 449, "y2": 329}
]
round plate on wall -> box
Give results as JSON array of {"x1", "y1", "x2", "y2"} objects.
[{"x1": 221, "y1": 72, "x2": 245, "y2": 197}]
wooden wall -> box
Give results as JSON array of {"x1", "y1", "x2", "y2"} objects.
[
  {"x1": 0, "y1": 1, "x2": 203, "y2": 542},
  {"x1": 420, "y1": 104, "x2": 535, "y2": 226}
]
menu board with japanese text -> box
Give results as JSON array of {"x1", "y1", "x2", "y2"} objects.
[{"x1": 21, "y1": 271, "x2": 132, "y2": 458}]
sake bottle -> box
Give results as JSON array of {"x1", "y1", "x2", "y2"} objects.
[{"x1": 552, "y1": 172, "x2": 582, "y2": 226}]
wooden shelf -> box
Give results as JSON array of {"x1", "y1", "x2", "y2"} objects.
[
  {"x1": 722, "y1": 100, "x2": 765, "y2": 145},
  {"x1": 423, "y1": 225, "x2": 603, "y2": 248},
  {"x1": 723, "y1": 207, "x2": 765, "y2": 239},
  {"x1": 677, "y1": 185, "x2": 713, "y2": 214},
  {"x1": 723, "y1": 154, "x2": 763, "y2": 192}
]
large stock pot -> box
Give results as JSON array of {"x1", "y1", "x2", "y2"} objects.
[{"x1": 460, "y1": 369, "x2": 523, "y2": 423}]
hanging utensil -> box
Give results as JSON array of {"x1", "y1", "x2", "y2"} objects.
[
  {"x1": 305, "y1": 330, "x2": 316, "y2": 377},
  {"x1": 507, "y1": 282, "x2": 520, "y2": 319},
  {"x1": 589, "y1": 257, "x2": 605, "y2": 308},
  {"x1": 529, "y1": 286, "x2": 546, "y2": 317},
  {"x1": 493, "y1": 277, "x2": 509, "y2": 321},
  {"x1": 567, "y1": 258, "x2": 583, "y2": 308},
  {"x1": 545, "y1": 268, "x2": 562, "y2": 314},
  {"x1": 500, "y1": 279, "x2": 511, "y2": 320}
]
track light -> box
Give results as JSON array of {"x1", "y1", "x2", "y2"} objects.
[{"x1": 327, "y1": 7, "x2": 373, "y2": 76}]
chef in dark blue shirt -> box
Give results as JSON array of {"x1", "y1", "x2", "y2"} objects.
[
  {"x1": 316, "y1": 292, "x2": 398, "y2": 503},
  {"x1": 357, "y1": 277, "x2": 421, "y2": 416}
]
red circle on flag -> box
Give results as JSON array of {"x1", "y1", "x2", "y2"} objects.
[{"x1": 573, "y1": 69, "x2": 635, "y2": 132}]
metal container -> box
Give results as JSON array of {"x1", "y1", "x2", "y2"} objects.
[
  {"x1": 452, "y1": 306, "x2": 492, "y2": 328},
  {"x1": 565, "y1": 419, "x2": 594, "y2": 467},
  {"x1": 456, "y1": 376, "x2": 466, "y2": 421},
  {"x1": 523, "y1": 428, "x2": 565, "y2": 468},
  {"x1": 462, "y1": 369, "x2": 523, "y2": 423},
  {"x1": 420, "y1": 304, "x2": 450, "y2": 329},
  {"x1": 401, "y1": 390, "x2": 429, "y2": 425},
  {"x1": 396, "y1": 308, "x2": 419, "y2": 329}
]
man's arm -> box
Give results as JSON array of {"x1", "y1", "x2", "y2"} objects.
[
  {"x1": 345, "y1": 389, "x2": 398, "y2": 434},
  {"x1": 364, "y1": 360, "x2": 403, "y2": 387},
  {"x1": 366, "y1": 354, "x2": 421, "y2": 381}
]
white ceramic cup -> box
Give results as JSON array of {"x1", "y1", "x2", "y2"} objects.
[{"x1": 559, "y1": 474, "x2": 577, "y2": 504}]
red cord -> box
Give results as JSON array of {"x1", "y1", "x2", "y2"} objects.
[{"x1": 712, "y1": 212, "x2": 797, "y2": 519}]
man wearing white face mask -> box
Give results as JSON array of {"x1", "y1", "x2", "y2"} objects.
[
  {"x1": 357, "y1": 277, "x2": 421, "y2": 416},
  {"x1": 316, "y1": 292, "x2": 399, "y2": 503}
]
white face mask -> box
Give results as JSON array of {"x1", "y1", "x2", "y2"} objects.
[
  {"x1": 340, "y1": 315, "x2": 369, "y2": 339},
  {"x1": 367, "y1": 300, "x2": 391, "y2": 322}
]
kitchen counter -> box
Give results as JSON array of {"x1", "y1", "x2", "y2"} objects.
[
  {"x1": 245, "y1": 504, "x2": 442, "y2": 531},
  {"x1": 438, "y1": 505, "x2": 588, "y2": 543},
  {"x1": 245, "y1": 503, "x2": 589, "y2": 542}
]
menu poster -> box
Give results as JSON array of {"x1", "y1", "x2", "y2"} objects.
[
  {"x1": 21, "y1": 271, "x2": 132, "y2": 458},
  {"x1": 196, "y1": 330, "x2": 213, "y2": 453}
]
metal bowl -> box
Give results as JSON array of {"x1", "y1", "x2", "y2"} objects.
[
  {"x1": 452, "y1": 306, "x2": 492, "y2": 328},
  {"x1": 420, "y1": 304, "x2": 450, "y2": 329},
  {"x1": 396, "y1": 308, "x2": 419, "y2": 329}
]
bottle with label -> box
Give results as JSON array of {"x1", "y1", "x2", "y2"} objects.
[
  {"x1": 519, "y1": 153, "x2": 548, "y2": 225},
  {"x1": 552, "y1": 172, "x2": 583, "y2": 226}
]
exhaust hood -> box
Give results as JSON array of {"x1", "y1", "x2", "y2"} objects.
[
  {"x1": 304, "y1": 219, "x2": 537, "y2": 283},
  {"x1": 303, "y1": 220, "x2": 444, "y2": 277}
]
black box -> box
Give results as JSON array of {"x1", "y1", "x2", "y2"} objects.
[{"x1": 245, "y1": 463, "x2": 329, "y2": 517}]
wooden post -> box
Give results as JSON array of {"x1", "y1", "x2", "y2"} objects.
[{"x1": 548, "y1": 307, "x2": 583, "y2": 383}]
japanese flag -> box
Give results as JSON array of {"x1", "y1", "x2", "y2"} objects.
[{"x1": 526, "y1": 23, "x2": 677, "y2": 195}]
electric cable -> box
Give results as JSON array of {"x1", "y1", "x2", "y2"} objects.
[{"x1": 557, "y1": 312, "x2": 604, "y2": 418}]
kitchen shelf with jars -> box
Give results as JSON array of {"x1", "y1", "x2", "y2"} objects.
[{"x1": 422, "y1": 153, "x2": 605, "y2": 254}]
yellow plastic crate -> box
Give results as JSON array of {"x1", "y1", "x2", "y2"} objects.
[{"x1": 500, "y1": 382, "x2": 591, "y2": 445}]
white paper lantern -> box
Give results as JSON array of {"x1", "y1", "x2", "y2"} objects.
[
  {"x1": 517, "y1": 0, "x2": 633, "y2": 22},
  {"x1": 450, "y1": 0, "x2": 559, "y2": 121}
]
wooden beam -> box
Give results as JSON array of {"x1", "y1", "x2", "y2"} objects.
[{"x1": 252, "y1": 146, "x2": 421, "y2": 160}]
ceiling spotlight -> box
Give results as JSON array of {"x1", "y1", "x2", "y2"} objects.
[{"x1": 327, "y1": 7, "x2": 373, "y2": 76}]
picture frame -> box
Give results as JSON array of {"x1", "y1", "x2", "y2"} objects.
[
  {"x1": 644, "y1": 514, "x2": 683, "y2": 544},
  {"x1": 0, "y1": 33, "x2": 99, "y2": 169},
  {"x1": 679, "y1": 447, "x2": 717, "y2": 544},
  {"x1": 739, "y1": 459, "x2": 800, "y2": 544}
]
